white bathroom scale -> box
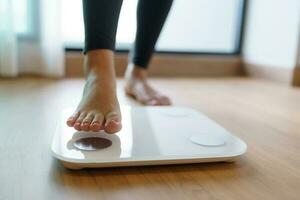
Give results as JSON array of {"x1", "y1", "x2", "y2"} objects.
[{"x1": 51, "y1": 106, "x2": 247, "y2": 169}]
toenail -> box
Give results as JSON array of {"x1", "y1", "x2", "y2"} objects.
[
  {"x1": 107, "y1": 119, "x2": 120, "y2": 126},
  {"x1": 92, "y1": 123, "x2": 100, "y2": 127}
]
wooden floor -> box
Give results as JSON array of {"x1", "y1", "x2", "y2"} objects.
[{"x1": 0, "y1": 77, "x2": 300, "y2": 200}]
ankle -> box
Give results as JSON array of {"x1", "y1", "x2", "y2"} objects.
[
  {"x1": 126, "y1": 63, "x2": 148, "y2": 80},
  {"x1": 84, "y1": 50, "x2": 116, "y2": 77}
]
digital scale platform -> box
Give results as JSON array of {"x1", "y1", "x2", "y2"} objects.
[{"x1": 51, "y1": 106, "x2": 247, "y2": 169}]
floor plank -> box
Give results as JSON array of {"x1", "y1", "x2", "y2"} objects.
[{"x1": 0, "y1": 77, "x2": 300, "y2": 200}]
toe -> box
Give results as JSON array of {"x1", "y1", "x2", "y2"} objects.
[
  {"x1": 137, "y1": 95, "x2": 158, "y2": 106},
  {"x1": 67, "y1": 111, "x2": 80, "y2": 127},
  {"x1": 90, "y1": 113, "x2": 104, "y2": 132},
  {"x1": 156, "y1": 95, "x2": 171, "y2": 106},
  {"x1": 81, "y1": 113, "x2": 94, "y2": 131},
  {"x1": 145, "y1": 98, "x2": 160, "y2": 106},
  {"x1": 74, "y1": 112, "x2": 87, "y2": 131},
  {"x1": 104, "y1": 112, "x2": 122, "y2": 134},
  {"x1": 105, "y1": 120, "x2": 122, "y2": 134}
]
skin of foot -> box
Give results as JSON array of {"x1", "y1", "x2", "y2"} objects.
[
  {"x1": 124, "y1": 63, "x2": 171, "y2": 106},
  {"x1": 66, "y1": 50, "x2": 122, "y2": 133}
]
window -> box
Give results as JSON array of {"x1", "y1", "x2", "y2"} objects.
[
  {"x1": 13, "y1": 0, "x2": 28, "y2": 34},
  {"x1": 13, "y1": 0, "x2": 32, "y2": 36},
  {"x1": 62, "y1": 0, "x2": 246, "y2": 54},
  {"x1": 13, "y1": 0, "x2": 35, "y2": 38}
]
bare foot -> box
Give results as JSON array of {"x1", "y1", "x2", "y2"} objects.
[
  {"x1": 66, "y1": 50, "x2": 122, "y2": 133},
  {"x1": 124, "y1": 64, "x2": 171, "y2": 106}
]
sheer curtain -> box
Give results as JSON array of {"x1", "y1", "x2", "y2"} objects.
[
  {"x1": 0, "y1": 0, "x2": 64, "y2": 77},
  {"x1": 0, "y1": 0, "x2": 17, "y2": 76}
]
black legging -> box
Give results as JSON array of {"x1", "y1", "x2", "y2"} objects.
[{"x1": 82, "y1": 0, "x2": 173, "y2": 68}]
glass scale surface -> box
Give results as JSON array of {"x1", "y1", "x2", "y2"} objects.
[{"x1": 51, "y1": 106, "x2": 247, "y2": 169}]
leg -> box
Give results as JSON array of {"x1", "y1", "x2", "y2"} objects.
[
  {"x1": 125, "y1": 0, "x2": 173, "y2": 105},
  {"x1": 66, "y1": 0, "x2": 123, "y2": 133}
]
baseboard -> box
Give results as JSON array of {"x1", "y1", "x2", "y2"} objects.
[
  {"x1": 243, "y1": 63, "x2": 297, "y2": 85},
  {"x1": 292, "y1": 67, "x2": 300, "y2": 86},
  {"x1": 65, "y1": 52, "x2": 243, "y2": 77}
]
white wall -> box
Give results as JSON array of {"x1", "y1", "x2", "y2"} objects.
[{"x1": 243, "y1": 0, "x2": 300, "y2": 69}]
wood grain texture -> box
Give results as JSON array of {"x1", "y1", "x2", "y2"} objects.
[
  {"x1": 243, "y1": 63, "x2": 298, "y2": 86},
  {"x1": 0, "y1": 77, "x2": 300, "y2": 200}
]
